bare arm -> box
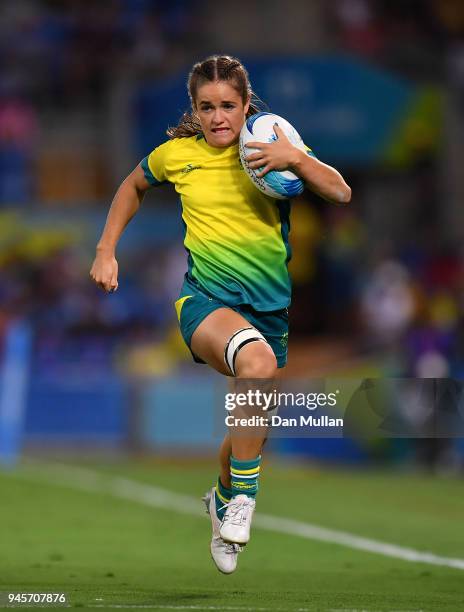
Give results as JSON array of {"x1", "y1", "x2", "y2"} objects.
[
  {"x1": 291, "y1": 151, "x2": 351, "y2": 205},
  {"x1": 90, "y1": 164, "x2": 151, "y2": 292},
  {"x1": 246, "y1": 124, "x2": 351, "y2": 205}
]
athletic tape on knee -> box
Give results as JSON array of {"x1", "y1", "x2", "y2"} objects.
[{"x1": 224, "y1": 327, "x2": 268, "y2": 376}]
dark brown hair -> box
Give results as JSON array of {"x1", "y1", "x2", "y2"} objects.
[{"x1": 167, "y1": 55, "x2": 264, "y2": 139}]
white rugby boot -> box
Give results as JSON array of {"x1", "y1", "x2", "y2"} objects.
[
  {"x1": 202, "y1": 487, "x2": 242, "y2": 574},
  {"x1": 219, "y1": 494, "x2": 256, "y2": 545}
]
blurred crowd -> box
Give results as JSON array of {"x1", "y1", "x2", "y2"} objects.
[
  {"x1": 330, "y1": 0, "x2": 464, "y2": 81},
  {"x1": 0, "y1": 0, "x2": 198, "y2": 204},
  {"x1": 0, "y1": 0, "x2": 198, "y2": 109},
  {"x1": 291, "y1": 189, "x2": 464, "y2": 382},
  {"x1": 0, "y1": 210, "x2": 191, "y2": 380}
]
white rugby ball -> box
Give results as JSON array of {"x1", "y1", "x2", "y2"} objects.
[{"x1": 239, "y1": 112, "x2": 307, "y2": 200}]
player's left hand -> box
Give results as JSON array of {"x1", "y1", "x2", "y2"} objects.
[{"x1": 245, "y1": 124, "x2": 301, "y2": 178}]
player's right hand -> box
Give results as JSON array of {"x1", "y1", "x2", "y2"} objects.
[{"x1": 89, "y1": 251, "x2": 119, "y2": 293}]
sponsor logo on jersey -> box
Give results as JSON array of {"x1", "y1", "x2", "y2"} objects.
[{"x1": 181, "y1": 163, "x2": 202, "y2": 174}]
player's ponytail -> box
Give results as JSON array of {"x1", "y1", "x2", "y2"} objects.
[{"x1": 167, "y1": 55, "x2": 264, "y2": 139}]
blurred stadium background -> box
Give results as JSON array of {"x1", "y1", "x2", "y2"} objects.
[{"x1": 1, "y1": 1, "x2": 464, "y2": 609}]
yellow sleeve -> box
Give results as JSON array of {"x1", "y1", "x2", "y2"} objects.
[{"x1": 140, "y1": 139, "x2": 173, "y2": 186}]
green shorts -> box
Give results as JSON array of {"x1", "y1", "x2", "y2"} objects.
[{"x1": 175, "y1": 275, "x2": 289, "y2": 369}]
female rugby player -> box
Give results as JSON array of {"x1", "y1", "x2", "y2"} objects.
[{"x1": 90, "y1": 55, "x2": 351, "y2": 574}]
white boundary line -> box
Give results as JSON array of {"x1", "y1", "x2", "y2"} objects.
[
  {"x1": 85, "y1": 606, "x2": 424, "y2": 612},
  {"x1": 88, "y1": 606, "x2": 311, "y2": 611},
  {"x1": 9, "y1": 461, "x2": 464, "y2": 572},
  {"x1": 21, "y1": 605, "x2": 423, "y2": 611}
]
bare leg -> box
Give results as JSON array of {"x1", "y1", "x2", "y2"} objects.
[
  {"x1": 191, "y1": 308, "x2": 277, "y2": 462},
  {"x1": 219, "y1": 433, "x2": 232, "y2": 489}
]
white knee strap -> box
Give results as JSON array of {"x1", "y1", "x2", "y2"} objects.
[{"x1": 224, "y1": 327, "x2": 268, "y2": 376}]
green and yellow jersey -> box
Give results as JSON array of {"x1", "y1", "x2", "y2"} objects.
[{"x1": 141, "y1": 135, "x2": 311, "y2": 311}]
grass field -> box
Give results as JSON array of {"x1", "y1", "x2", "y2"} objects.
[{"x1": 1, "y1": 456, "x2": 463, "y2": 611}]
